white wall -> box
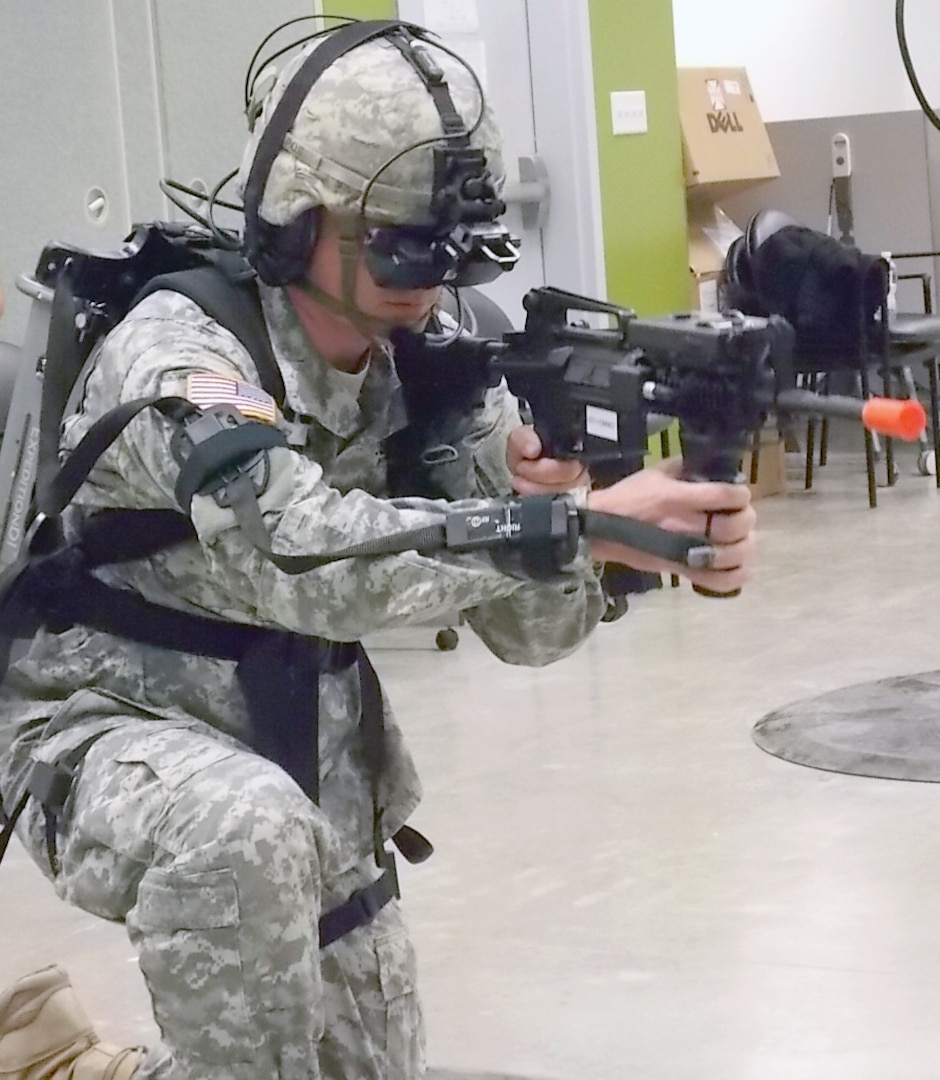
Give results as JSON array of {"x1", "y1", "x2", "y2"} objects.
[{"x1": 671, "y1": 0, "x2": 940, "y2": 122}]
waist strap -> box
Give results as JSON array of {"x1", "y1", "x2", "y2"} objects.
[
  {"x1": 43, "y1": 568, "x2": 357, "y2": 671},
  {"x1": 319, "y1": 857, "x2": 399, "y2": 948}
]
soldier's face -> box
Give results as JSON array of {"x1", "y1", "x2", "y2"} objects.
[{"x1": 308, "y1": 212, "x2": 441, "y2": 330}]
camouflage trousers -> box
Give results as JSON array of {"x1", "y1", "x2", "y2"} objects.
[{"x1": 15, "y1": 721, "x2": 425, "y2": 1080}]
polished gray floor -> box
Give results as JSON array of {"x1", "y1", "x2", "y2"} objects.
[{"x1": 3, "y1": 442, "x2": 940, "y2": 1079}]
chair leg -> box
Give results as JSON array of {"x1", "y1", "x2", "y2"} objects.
[
  {"x1": 900, "y1": 365, "x2": 927, "y2": 446},
  {"x1": 804, "y1": 373, "x2": 817, "y2": 490},
  {"x1": 805, "y1": 418, "x2": 815, "y2": 490},
  {"x1": 861, "y1": 366, "x2": 878, "y2": 507},
  {"x1": 818, "y1": 372, "x2": 830, "y2": 467},
  {"x1": 882, "y1": 372, "x2": 897, "y2": 487},
  {"x1": 878, "y1": 316, "x2": 897, "y2": 487},
  {"x1": 931, "y1": 358, "x2": 940, "y2": 489},
  {"x1": 864, "y1": 429, "x2": 878, "y2": 507}
]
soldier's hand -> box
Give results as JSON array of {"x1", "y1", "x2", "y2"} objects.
[
  {"x1": 586, "y1": 458, "x2": 757, "y2": 593},
  {"x1": 507, "y1": 425, "x2": 589, "y2": 495}
]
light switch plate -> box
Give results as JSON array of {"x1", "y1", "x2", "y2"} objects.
[{"x1": 611, "y1": 90, "x2": 647, "y2": 135}]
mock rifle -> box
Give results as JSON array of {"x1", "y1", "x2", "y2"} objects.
[{"x1": 394, "y1": 285, "x2": 926, "y2": 596}]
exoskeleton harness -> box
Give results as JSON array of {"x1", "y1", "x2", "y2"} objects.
[{"x1": 0, "y1": 232, "x2": 543, "y2": 946}]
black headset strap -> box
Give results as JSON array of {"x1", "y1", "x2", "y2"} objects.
[{"x1": 243, "y1": 19, "x2": 429, "y2": 253}]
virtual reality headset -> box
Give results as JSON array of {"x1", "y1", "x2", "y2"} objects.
[{"x1": 361, "y1": 219, "x2": 521, "y2": 289}]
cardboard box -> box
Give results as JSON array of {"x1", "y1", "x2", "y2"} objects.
[
  {"x1": 687, "y1": 204, "x2": 742, "y2": 313},
  {"x1": 677, "y1": 66, "x2": 780, "y2": 200},
  {"x1": 741, "y1": 426, "x2": 787, "y2": 499}
]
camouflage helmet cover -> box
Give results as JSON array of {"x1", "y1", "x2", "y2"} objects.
[{"x1": 238, "y1": 31, "x2": 505, "y2": 229}]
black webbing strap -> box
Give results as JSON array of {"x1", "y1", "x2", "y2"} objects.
[
  {"x1": 26, "y1": 733, "x2": 105, "y2": 876},
  {"x1": 0, "y1": 732, "x2": 109, "y2": 877},
  {"x1": 0, "y1": 790, "x2": 27, "y2": 868},
  {"x1": 355, "y1": 647, "x2": 434, "y2": 867},
  {"x1": 358, "y1": 646, "x2": 387, "y2": 865},
  {"x1": 386, "y1": 30, "x2": 468, "y2": 140},
  {"x1": 236, "y1": 632, "x2": 323, "y2": 803},
  {"x1": 174, "y1": 420, "x2": 288, "y2": 514},
  {"x1": 578, "y1": 509, "x2": 714, "y2": 569},
  {"x1": 36, "y1": 395, "x2": 195, "y2": 519},
  {"x1": 319, "y1": 860, "x2": 399, "y2": 948},
  {"x1": 77, "y1": 509, "x2": 196, "y2": 566},
  {"x1": 222, "y1": 471, "x2": 448, "y2": 573},
  {"x1": 136, "y1": 265, "x2": 287, "y2": 408},
  {"x1": 44, "y1": 566, "x2": 355, "y2": 669},
  {"x1": 11, "y1": 552, "x2": 351, "y2": 810}
]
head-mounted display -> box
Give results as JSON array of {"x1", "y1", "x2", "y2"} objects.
[
  {"x1": 361, "y1": 220, "x2": 520, "y2": 289},
  {"x1": 361, "y1": 135, "x2": 520, "y2": 289},
  {"x1": 241, "y1": 19, "x2": 520, "y2": 289}
]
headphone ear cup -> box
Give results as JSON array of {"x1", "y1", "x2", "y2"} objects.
[
  {"x1": 248, "y1": 208, "x2": 320, "y2": 286},
  {"x1": 725, "y1": 235, "x2": 753, "y2": 291},
  {"x1": 744, "y1": 212, "x2": 761, "y2": 258},
  {"x1": 745, "y1": 208, "x2": 799, "y2": 256}
]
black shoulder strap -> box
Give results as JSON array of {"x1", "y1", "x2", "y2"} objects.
[
  {"x1": 134, "y1": 263, "x2": 287, "y2": 407},
  {"x1": 35, "y1": 395, "x2": 194, "y2": 519}
]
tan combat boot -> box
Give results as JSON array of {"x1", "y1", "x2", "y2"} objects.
[{"x1": 0, "y1": 966, "x2": 143, "y2": 1079}]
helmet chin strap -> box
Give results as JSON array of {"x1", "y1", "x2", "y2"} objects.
[{"x1": 294, "y1": 232, "x2": 410, "y2": 347}]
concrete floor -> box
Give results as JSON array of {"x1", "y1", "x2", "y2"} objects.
[{"x1": 4, "y1": 442, "x2": 940, "y2": 1079}]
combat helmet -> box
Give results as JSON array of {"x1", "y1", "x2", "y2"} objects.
[{"x1": 238, "y1": 19, "x2": 511, "y2": 287}]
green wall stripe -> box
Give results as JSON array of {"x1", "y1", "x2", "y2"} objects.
[
  {"x1": 588, "y1": 0, "x2": 687, "y2": 318},
  {"x1": 339, "y1": 0, "x2": 398, "y2": 20},
  {"x1": 587, "y1": 0, "x2": 687, "y2": 461}
]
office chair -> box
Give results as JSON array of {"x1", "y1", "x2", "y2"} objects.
[
  {"x1": 888, "y1": 253, "x2": 940, "y2": 483},
  {"x1": 724, "y1": 209, "x2": 931, "y2": 507}
]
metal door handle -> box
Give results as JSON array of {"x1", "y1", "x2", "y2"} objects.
[{"x1": 502, "y1": 155, "x2": 550, "y2": 229}]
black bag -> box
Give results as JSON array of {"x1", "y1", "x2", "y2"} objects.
[{"x1": 725, "y1": 210, "x2": 889, "y2": 364}]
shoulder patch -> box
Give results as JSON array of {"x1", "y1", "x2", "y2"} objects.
[{"x1": 186, "y1": 372, "x2": 278, "y2": 425}]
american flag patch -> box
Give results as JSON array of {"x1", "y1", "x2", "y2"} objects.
[{"x1": 186, "y1": 373, "x2": 278, "y2": 425}]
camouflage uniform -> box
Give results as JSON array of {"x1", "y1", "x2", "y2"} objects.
[{"x1": 0, "y1": 280, "x2": 605, "y2": 1078}]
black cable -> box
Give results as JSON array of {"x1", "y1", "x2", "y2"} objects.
[
  {"x1": 896, "y1": 0, "x2": 940, "y2": 132},
  {"x1": 158, "y1": 177, "x2": 244, "y2": 248},
  {"x1": 426, "y1": 286, "x2": 468, "y2": 346},
  {"x1": 246, "y1": 29, "x2": 340, "y2": 110},
  {"x1": 241, "y1": 18, "x2": 491, "y2": 243},
  {"x1": 159, "y1": 179, "x2": 217, "y2": 232},
  {"x1": 163, "y1": 177, "x2": 241, "y2": 214},
  {"x1": 244, "y1": 16, "x2": 356, "y2": 110},
  {"x1": 358, "y1": 36, "x2": 488, "y2": 223},
  {"x1": 206, "y1": 169, "x2": 243, "y2": 251}
]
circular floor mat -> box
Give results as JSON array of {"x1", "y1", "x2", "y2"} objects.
[
  {"x1": 429, "y1": 1073, "x2": 552, "y2": 1080},
  {"x1": 753, "y1": 670, "x2": 940, "y2": 781}
]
